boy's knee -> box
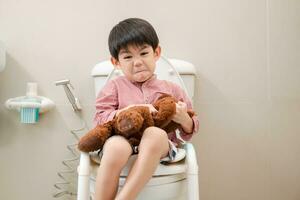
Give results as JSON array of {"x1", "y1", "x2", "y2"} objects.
[
  {"x1": 144, "y1": 127, "x2": 168, "y2": 140},
  {"x1": 141, "y1": 127, "x2": 169, "y2": 153},
  {"x1": 102, "y1": 136, "x2": 132, "y2": 165}
]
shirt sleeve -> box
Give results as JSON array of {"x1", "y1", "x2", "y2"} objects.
[
  {"x1": 171, "y1": 83, "x2": 199, "y2": 141},
  {"x1": 93, "y1": 80, "x2": 119, "y2": 126}
]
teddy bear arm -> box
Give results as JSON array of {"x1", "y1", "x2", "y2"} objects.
[{"x1": 140, "y1": 107, "x2": 154, "y2": 127}]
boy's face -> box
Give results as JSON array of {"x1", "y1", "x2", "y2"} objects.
[{"x1": 111, "y1": 44, "x2": 161, "y2": 83}]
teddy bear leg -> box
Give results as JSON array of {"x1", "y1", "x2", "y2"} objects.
[{"x1": 78, "y1": 122, "x2": 113, "y2": 152}]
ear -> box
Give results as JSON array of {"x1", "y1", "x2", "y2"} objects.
[
  {"x1": 110, "y1": 57, "x2": 121, "y2": 69},
  {"x1": 154, "y1": 45, "x2": 161, "y2": 62}
]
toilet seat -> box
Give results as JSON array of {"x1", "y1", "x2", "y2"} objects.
[
  {"x1": 120, "y1": 153, "x2": 187, "y2": 176},
  {"x1": 90, "y1": 169, "x2": 186, "y2": 189},
  {"x1": 89, "y1": 153, "x2": 187, "y2": 187},
  {"x1": 120, "y1": 173, "x2": 186, "y2": 186},
  {"x1": 89, "y1": 148, "x2": 187, "y2": 176},
  {"x1": 90, "y1": 171, "x2": 186, "y2": 187}
]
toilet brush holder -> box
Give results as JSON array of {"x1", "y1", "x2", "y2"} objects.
[
  {"x1": 5, "y1": 82, "x2": 55, "y2": 124},
  {"x1": 5, "y1": 95, "x2": 55, "y2": 124}
]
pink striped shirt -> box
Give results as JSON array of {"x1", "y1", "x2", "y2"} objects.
[{"x1": 94, "y1": 75, "x2": 199, "y2": 145}]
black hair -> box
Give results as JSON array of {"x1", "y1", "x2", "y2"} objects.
[{"x1": 108, "y1": 18, "x2": 159, "y2": 60}]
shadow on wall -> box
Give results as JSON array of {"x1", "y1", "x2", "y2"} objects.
[{"x1": 193, "y1": 69, "x2": 271, "y2": 200}]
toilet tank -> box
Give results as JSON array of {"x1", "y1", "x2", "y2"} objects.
[{"x1": 91, "y1": 58, "x2": 196, "y2": 103}]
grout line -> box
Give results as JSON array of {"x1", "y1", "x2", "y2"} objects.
[
  {"x1": 265, "y1": 0, "x2": 273, "y2": 199},
  {"x1": 266, "y1": 0, "x2": 271, "y2": 104}
]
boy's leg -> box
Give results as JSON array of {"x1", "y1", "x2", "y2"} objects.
[
  {"x1": 115, "y1": 127, "x2": 170, "y2": 200},
  {"x1": 95, "y1": 135, "x2": 132, "y2": 200}
]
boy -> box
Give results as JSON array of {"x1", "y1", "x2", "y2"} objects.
[{"x1": 94, "y1": 18, "x2": 199, "y2": 200}]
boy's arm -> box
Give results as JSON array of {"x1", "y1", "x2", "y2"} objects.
[
  {"x1": 172, "y1": 83, "x2": 199, "y2": 141},
  {"x1": 93, "y1": 80, "x2": 119, "y2": 126}
]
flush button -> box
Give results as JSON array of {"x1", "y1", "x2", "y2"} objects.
[{"x1": 168, "y1": 69, "x2": 174, "y2": 75}]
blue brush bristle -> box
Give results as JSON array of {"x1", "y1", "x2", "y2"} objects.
[{"x1": 20, "y1": 107, "x2": 39, "y2": 123}]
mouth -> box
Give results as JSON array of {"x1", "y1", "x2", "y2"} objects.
[
  {"x1": 135, "y1": 69, "x2": 146, "y2": 73},
  {"x1": 135, "y1": 70, "x2": 146, "y2": 73}
]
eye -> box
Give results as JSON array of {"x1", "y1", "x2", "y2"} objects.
[
  {"x1": 123, "y1": 55, "x2": 132, "y2": 59},
  {"x1": 141, "y1": 52, "x2": 149, "y2": 56}
]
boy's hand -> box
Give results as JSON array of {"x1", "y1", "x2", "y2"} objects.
[
  {"x1": 141, "y1": 104, "x2": 158, "y2": 113},
  {"x1": 172, "y1": 101, "x2": 189, "y2": 124},
  {"x1": 172, "y1": 101, "x2": 194, "y2": 133}
]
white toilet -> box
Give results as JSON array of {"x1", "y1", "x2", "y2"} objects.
[{"x1": 77, "y1": 57, "x2": 199, "y2": 200}]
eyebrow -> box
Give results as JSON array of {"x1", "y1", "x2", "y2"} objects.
[
  {"x1": 119, "y1": 45, "x2": 149, "y2": 55},
  {"x1": 119, "y1": 49, "x2": 129, "y2": 54}
]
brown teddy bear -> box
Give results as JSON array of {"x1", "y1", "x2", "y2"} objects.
[{"x1": 78, "y1": 94, "x2": 195, "y2": 152}]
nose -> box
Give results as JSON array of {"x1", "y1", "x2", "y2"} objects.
[{"x1": 133, "y1": 57, "x2": 143, "y2": 67}]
